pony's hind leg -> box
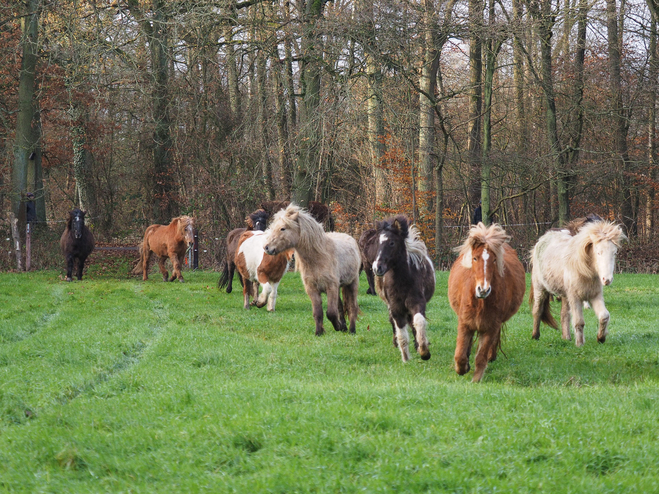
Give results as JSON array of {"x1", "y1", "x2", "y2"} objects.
[
  {"x1": 157, "y1": 257, "x2": 169, "y2": 282},
  {"x1": 307, "y1": 289, "x2": 325, "y2": 336},
  {"x1": 343, "y1": 281, "x2": 359, "y2": 334},
  {"x1": 590, "y1": 294, "x2": 610, "y2": 343},
  {"x1": 531, "y1": 285, "x2": 549, "y2": 339},
  {"x1": 242, "y1": 280, "x2": 253, "y2": 309},
  {"x1": 365, "y1": 266, "x2": 376, "y2": 295},
  {"x1": 454, "y1": 322, "x2": 475, "y2": 375},
  {"x1": 569, "y1": 296, "x2": 586, "y2": 347},
  {"x1": 560, "y1": 298, "x2": 572, "y2": 340},
  {"x1": 325, "y1": 285, "x2": 347, "y2": 332},
  {"x1": 412, "y1": 311, "x2": 431, "y2": 360},
  {"x1": 266, "y1": 282, "x2": 280, "y2": 311}
]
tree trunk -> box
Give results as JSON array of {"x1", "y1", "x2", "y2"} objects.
[
  {"x1": 606, "y1": 0, "x2": 634, "y2": 235},
  {"x1": 467, "y1": 0, "x2": 483, "y2": 209},
  {"x1": 648, "y1": 11, "x2": 657, "y2": 240},
  {"x1": 12, "y1": 0, "x2": 41, "y2": 239},
  {"x1": 512, "y1": 0, "x2": 528, "y2": 154}
]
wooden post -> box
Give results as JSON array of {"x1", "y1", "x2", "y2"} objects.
[
  {"x1": 193, "y1": 229, "x2": 199, "y2": 269},
  {"x1": 26, "y1": 222, "x2": 31, "y2": 271},
  {"x1": 9, "y1": 213, "x2": 22, "y2": 271}
]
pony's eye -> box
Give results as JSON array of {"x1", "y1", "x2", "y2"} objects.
[
  {"x1": 473, "y1": 257, "x2": 478, "y2": 261},
  {"x1": 281, "y1": 227, "x2": 286, "y2": 231},
  {"x1": 389, "y1": 241, "x2": 395, "y2": 247}
]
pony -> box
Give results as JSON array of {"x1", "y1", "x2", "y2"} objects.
[
  {"x1": 448, "y1": 223, "x2": 526, "y2": 382},
  {"x1": 358, "y1": 228, "x2": 378, "y2": 295},
  {"x1": 218, "y1": 209, "x2": 269, "y2": 293},
  {"x1": 235, "y1": 230, "x2": 294, "y2": 311},
  {"x1": 530, "y1": 220, "x2": 626, "y2": 346},
  {"x1": 264, "y1": 204, "x2": 360, "y2": 336},
  {"x1": 139, "y1": 216, "x2": 194, "y2": 282},
  {"x1": 372, "y1": 216, "x2": 435, "y2": 362},
  {"x1": 60, "y1": 208, "x2": 95, "y2": 281}
]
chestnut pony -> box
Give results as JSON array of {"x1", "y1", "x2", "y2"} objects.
[
  {"x1": 448, "y1": 223, "x2": 525, "y2": 382},
  {"x1": 372, "y1": 216, "x2": 435, "y2": 362},
  {"x1": 264, "y1": 204, "x2": 360, "y2": 336},
  {"x1": 235, "y1": 230, "x2": 294, "y2": 311},
  {"x1": 218, "y1": 209, "x2": 269, "y2": 293},
  {"x1": 139, "y1": 216, "x2": 194, "y2": 282}
]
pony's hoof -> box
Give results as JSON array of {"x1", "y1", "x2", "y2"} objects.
[
  {"x1": 597, "y1": 335, "x2": 606, "y2": 344},
  {"x1": 226, "y1": 286, "x2": 232, "y2": 294},
  {"x1": 455, "y1": 363, "x2": 470, "y2": 375},
  {"x1": 420, "y1": 351, "x2": 431, "y2": 361},
  {"x1": 532, "y1": 332, "x2": 540, "y2": 340},
  {"x1": 178, "y1": 278, "x2": 184, "y2": 283},
  {"x1": 65, "y1": 277, "x2": 72, "y2": 282},
  {"x1": 315, "y1": 328, "x2": 325, "y2": 336}
]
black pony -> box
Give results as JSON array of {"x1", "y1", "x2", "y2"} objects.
[
  {"x1": 60, "y1": 208, "x2": 95, "y2": 281},
  {"x1": 358, "y1": 228, "x2": 378, "y2": 295},
  {"x1": 218, "y1": 209, "x2": 269, "y2": 292},
  {"x1": 373, "y1": 216, "x2": 435, "y2": 362}
]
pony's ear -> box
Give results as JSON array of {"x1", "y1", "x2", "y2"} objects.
[
  {"x1": 461, "y1": 246, "x2": 473, "y2": 269},
  {"x1": 245, "y1": 216, "x2": 254, "y2": 228},
  {"x1": 285, "y1": 208, "x2": 299, "y2": 221},
  {"x1": 375, "y1": 220, "x2": 388, "y2": 232}
]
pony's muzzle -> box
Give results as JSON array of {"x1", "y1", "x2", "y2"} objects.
[
  {"x1": 264, "y1": 245, "x2": 276, "y2": 255},
  {"x1": 475, "y1": 285, "x2": 491, "y2": 299},
  {"x1": 602, "y1": 277, "x2": 612, "y2": 286}
]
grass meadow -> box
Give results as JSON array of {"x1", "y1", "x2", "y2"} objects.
[{"x1": 1, "y1": 261, "x2": 658, "y2": 493}]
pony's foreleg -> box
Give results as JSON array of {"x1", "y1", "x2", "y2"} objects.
[
  {"x1": 412, "y1": 311, "x2": 431, "y2": 360},
  {"x1": 307, "y1": 289, "x2": 325, "y2": 336},
  {"x1": 169, "y1": 253, "x2": 184, "y2": 282},
  {"x1": 569, "y1": 296, "x2": 586, "y2": 347},
  {"x1": 590, "y1": 294, "x2": 610, "y2": 343},
  {"x1": 142, "y1": 248, "x2": 152, "y2": 281},
  {"x1": 255, "y1": 282, "x2": 272, "y2": 309},
  {"x1": 325, "y1": 285, "x2": 347, "y2": 332},
  {"x1": 65, "y1": 254, "x2": 75, "y2": 282},
  {"x1": 393, "y1": 315, "x2": 411, "y2": 362},
  {"x1": 454, "y1": 322, "x2": 475, "y2": 375},
  {"x1": 343, "y1": 281, "x2": 359, "y2": 334},
  {"x1": 473, "y1": 331, "x2": 495, "y2": 383},
  {"x1": 76, "y1": 254, "x2": 88, "y2": 281},
  {"x1": 531, "y1": 285, "x2": 548, "y2": 340},
  {"x1": 365, "y1": 266, "x2": 376, "y2": 296},
  {"x1": 560, "y1": 298, "x2": 572, "y2": 340},
  {"x1": 266, "y1": 282, "x2": 280, "y2": 312}
]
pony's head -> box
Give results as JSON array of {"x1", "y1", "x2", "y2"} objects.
[
  {"x1": 176, "y1": 216, "x2": 195, "y2": 245},
  {"x1": 246, "y1": 209, "x2": 269, "y2": 231},
  {"x1": 456, "y1": 222, "x2": 510, "y2": 299},
  {"x1": 264, "y1": 204, "x2": 303, "y2": 255},
  {"x1": 68, "y1": 208, "x2": 86, "y2": 239},
  {"x1": 372, "y1": 216, "x2": 415, "y2": 276},
  {"x1": 575, "y1": 221, "x2": 626, "y2": 286}
]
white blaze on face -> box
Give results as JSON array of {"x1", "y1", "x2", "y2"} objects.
[
  {"x1": 482, "y1": 248, "x2": 490, "y2": 290},
  {"x1": 373, "y1": 233, "x2": 388, "y2": 274}
]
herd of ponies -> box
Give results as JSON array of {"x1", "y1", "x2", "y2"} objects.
[{"x1": 60, "y1": 204, "x2": 626, "y2": 382}]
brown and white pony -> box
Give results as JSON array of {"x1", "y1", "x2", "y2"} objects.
[
  {"x1": 139, "y1": 216, "x2": 194, "y2": 282},
  {"x1": 530, "y1": 220, "x2": 626, "y2": 346},
  {"x1": 372, "y1": 216, "x2": 435, "y2": 362},
  {"x1": 358, "y1": 228, "x2": 378, "y2": 295},
  {"x1": 264, "y1": 204, "x2": 360, "y2": 336},
  {"x1": 218, "y1": 209, "x2": 269, "y2": 293},
  {"x1": 235, "y1": 230, "x2": 294, "y2": 311},
  {"x1": 448, "y1": 223, "x2": 526, "y2": 382},
  {"x1": 60, "y1": 208, "x2": 95, "y2": 281}
]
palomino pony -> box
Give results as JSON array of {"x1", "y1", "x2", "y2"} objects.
[
  {"x1": 448, "y1": 223, "x2": 526, "y2": 382},
  {"x1": 264, "y1": 204, "x2": 360, "y2": 335},
  {"x1": 235, "y1": 230, "x2": 294, "y2": 311},
  {"x1": 218, "y1": 209, "x2": 269, "y2": 293},
  {"x1": 372, "y1": 216, "x2": 435, "y2": 362},
  {"x1": 139, "y1": 216, "x2": 194, "y2": 282},
  {"x1": 530, "y1": 220, "x2": 626, "y2": 346},
  {"x1": 60, "y1": 208, "x2": 95, "y2": 281},
  {"x1": 358, "y1": 228, "x2": 378, "y2": 295}
]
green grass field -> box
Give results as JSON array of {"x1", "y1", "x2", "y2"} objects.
[{"x1": 1, "y1": 264, "x2": 658, "y2": 492}]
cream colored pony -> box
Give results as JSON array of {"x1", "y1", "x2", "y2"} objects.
[
  {"x1": 530, "y1": 220, "x2": 626, "y2": 346},
  {"x1": 264, "y1": 204, "x2": 360, "y2": 336}
]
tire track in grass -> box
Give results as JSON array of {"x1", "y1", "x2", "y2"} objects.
[
  {"x1": 0, "y1": 285, "x2": 66, "y2": 344},
  {"x1": 56, "y1": 291, "x2": 170, "y2": 405}
]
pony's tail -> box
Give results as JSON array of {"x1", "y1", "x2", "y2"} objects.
[
  {"x1": 217, "y1": 260, "x2": 230, "y2": 289},
  {"x1": 529, "y1": 284, "x2": 558, "y2": 330},
  {"x1": 131, "y1": 244, "x2": 144, "y2": 275}
]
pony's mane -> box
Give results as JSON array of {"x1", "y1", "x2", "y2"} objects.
[
  {"x1": 456, "y1": 222, "x2": 510, "y2": 276},
  {"x1": 272, "y1": 204, "x2": 326, "y2": 255},
  {"x1": 174, "y1": 215, "x2": 193, "y2": 235},
  {"x1": 569, "y1": 220, "x2": 626, "y2": 278},
  {"x1": 405, "y1": 224, "x2": 429, "y2": 269}
]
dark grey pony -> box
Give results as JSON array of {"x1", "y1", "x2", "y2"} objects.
[{"x1": 60, "y1": 208, "x2": 95, "y2": 281}]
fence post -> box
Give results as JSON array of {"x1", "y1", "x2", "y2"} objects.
[
  {"x1": 26, "y1": 222, "x2": 31, "y2": 271},
  {"x1": 9, "y1": 213, "x2": 22, "y2": 271},
  {"x1": 193, "y1": 229, "x2": 199, "y2": 269}
]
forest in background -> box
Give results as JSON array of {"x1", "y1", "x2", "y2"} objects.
[{"x1": 1, "y1": 0, "x2": 658, "y2": 272}]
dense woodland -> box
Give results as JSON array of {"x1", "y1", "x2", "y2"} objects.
[{"x1": 1, "y1": 0, "x2": 658, "y2": 272}]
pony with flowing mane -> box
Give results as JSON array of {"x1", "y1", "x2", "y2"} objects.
[
  {"x1": 235, "y1": 230, "x2": 294, "y2": 311},
  {"x1": 137, "y1": 216, "x2": 194, "y2": 282},
  {"x1": 448, "y1": 223, "x2": 526, "y2": 382},
  {"x1": 60, "y1": 208, "x2": 95, "y2": 281},
  {"x1": 530, "y1": 220, "x2": 626, "y2": 346},
  {"x1": 218, "y1": 209, "x2": 269, "y2": 293},
  {"x1": 264, "y1": 204, "x2": 360, "y2": 336},
  {"x1": 372, "y1": 216, "x2": 435, "y2": 362}
]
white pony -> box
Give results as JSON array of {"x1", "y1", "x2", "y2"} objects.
[
  {"x1": 530, "y1": 220, "x2": 626, "y2": 346},
  {"x1": 264, "y1": 204, "x2": 360, "y2": 336}
]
